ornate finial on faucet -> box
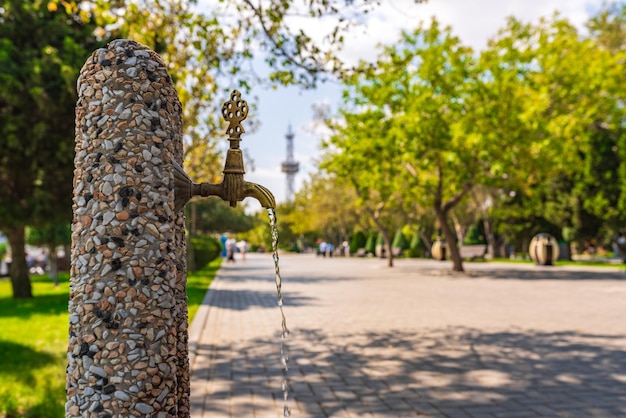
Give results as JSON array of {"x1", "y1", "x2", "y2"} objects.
[
  {"x1": 173, "y1": 90, "x2": 276, "y2": 211},
  {"x1": 221, "y1": 90, "x2": 248, "y2": 139}
]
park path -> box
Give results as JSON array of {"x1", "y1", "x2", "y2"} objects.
[{"x1": 189, "y1": 252, "x2": 626, "y2": 417}]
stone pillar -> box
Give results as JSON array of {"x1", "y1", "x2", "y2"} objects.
[{"x1": 67, "y1": 39, "x2": 189, "y2": 417}]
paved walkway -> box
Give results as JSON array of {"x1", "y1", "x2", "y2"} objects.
[{"x1": 189, "y1": 253, "x2": 626, "y2": 417}]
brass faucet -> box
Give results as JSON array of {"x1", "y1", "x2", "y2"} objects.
[{"x1": 173, "y1": 90, "x2": 276, "y2": 212}]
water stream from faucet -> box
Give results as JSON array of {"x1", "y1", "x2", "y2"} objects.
[{"x1": 268, "y1": 208, "x2": 291, "y2": 417}]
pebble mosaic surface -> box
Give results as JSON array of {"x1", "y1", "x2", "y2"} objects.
[{"x1": 67, "y1": 39, "x2": 189, "y2": 417}]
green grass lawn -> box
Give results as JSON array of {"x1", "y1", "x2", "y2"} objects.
[{"x1": 0, "y1": 258, "x2": 221, "y2": 418}]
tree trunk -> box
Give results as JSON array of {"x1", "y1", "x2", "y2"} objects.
[
  {"x1": 6, "y1": 225, "x2": 32, "y2": 298},
  {"x1": 47, "y1": 243, "x2": 58, "y2": 287},
  {"x1": 483, "y1": 218, "x2": 495, "y2": 259},
  {"x1": 436, "y1": 209, "x2": 464, "y2": 272},
  {"x1": 384, "y1": 233, "x2": 394, "y2": 267},
  {"x1": 370, "y1": 217, "x2": 393, "y2": 267},
  {"x1": 418, "y1": 230, "x2": 432, "y2": 257}
]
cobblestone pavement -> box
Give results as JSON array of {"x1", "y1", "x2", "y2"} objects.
[{"x1": 189, "y1": 253, "x2": 626, "y2": 418}]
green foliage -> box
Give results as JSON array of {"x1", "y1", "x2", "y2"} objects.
[
  {"x1": 189, "y1": 199, "x2": 255, "y2": 235},
  {"x1": 463, "y1": 223, "x2": 486, "y2": 245},
  {"x1": 562, "y1": 226, "x2": 576, "y2": 243},
  {"x1": 0, "y1": 0, "x2": 103, "y2": 297},
  {"x1": 392, "y1": 229, "x2": 409, "y2": 250},
  {"x1": 318, "y1": 8, "x2": 626, "y2": 267},
  {"x1": 189, "y1": 235, "x2": 221, "y2": 271},
  {"x1": 285, "y1": 173, "x2": 366, "y2": 247},
  {"x1": 408, "y1": 231, "x2": 428, "y2": 258},
  {"x1": 349, "y1": 230, "x2": 367, "y2": 254},
  {"x1": 0, "y1": 242, "x2": 6, "y2": 260},
  {"x1": 26, "y1": 223, "x2": 71, "y2": 247},
  {"x1": 376, "y1": 232, "x2": 385, "y2": 246},
  {"x1": 0, "y1": 1, "x2": 102, "y2": 229},
  {"x1": 365, "y1": 232, "x2": 376, "y2": 254}
]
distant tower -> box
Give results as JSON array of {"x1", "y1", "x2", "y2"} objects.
[{"x1": 281, "y1": 125, "x2": 300, "y2": 201}]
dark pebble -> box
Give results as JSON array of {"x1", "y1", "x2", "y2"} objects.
[
  {"x1": 119, "y1": 186, "x2": 133, "y2": 197},
  {"x1": 80, "y1": 342, "x2": 89, "y2": 356},
  {"x1": 111, "y1": 259, "x2": 122, "y2": 270}
]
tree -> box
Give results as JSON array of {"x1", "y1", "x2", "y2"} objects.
[
  {"x1": 478, "y1": 14, "x2": 626, "y2": 252},
  {"x1": 285, "y1": 172, "x2": 367, "y2": 247},
  {"x1": 85, "y1": 0, "x2": 426, "y2": 178},
  {"x1": 188, "y1": 199, "x2": 255, "y2": 235},
  {"x1": 321, "y1": 100, "x2": 407, "y2": 267},
  {"x1": 323, "y1": 19, "x2": 480, "y2": 271},
  {"x1": 0, "y1": 0, "x2": 425, "y2": 297},
  {"x1": 0, "y1": 1, "x2": 102, "y2": 298}
]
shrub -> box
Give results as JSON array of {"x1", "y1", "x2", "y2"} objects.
[
  {"x1": 350, "y1": 231, "x2": 367, "y2": 254},
  {"x1": 463, "y1": 224, "x2": 486, "y2": 245},
  {"x1": 408, "y1": 231, "x2": 428, "y2": 258},
  {"x1": 392, "y1": 229, "x2": 409, "y2": 251},
  {"x1": 365, "y1": 232, "x2": 376, "y2": 254},
  {"x1": 189, "y1": 235, "x2": 221, "y2": 271}
]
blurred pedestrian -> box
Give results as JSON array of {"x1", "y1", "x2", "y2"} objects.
[
  {"x1": 237, "y1": 240, "x2": 249, "y2": 262},
  {"x1": 226, "y1": 237, "x2": 237, "y2": 263}
]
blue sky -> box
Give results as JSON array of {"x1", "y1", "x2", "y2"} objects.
[{"x1": 217, "y1": 0, "x2": 601, "y2": 207}]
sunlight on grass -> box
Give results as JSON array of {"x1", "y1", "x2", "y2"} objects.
[
  {"x1": 0, "y1": 257, "x2": 221, "y2": 417},
  {"x1": 188, "y1": 258, "x2": 222, "y2": 321}
]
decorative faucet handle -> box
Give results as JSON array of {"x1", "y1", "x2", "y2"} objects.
[{"x1": 222, "y1": 90, "x2": 248, "y2": 139}]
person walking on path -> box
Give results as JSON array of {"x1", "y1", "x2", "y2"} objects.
[
  {"x1": 237, "y1": 239, "x2": 249, "y2": 262},
  {"x1": 225, "y1": 237, "x2": 237, "y2": 263}
]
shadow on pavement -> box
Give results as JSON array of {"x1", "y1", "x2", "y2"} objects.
[
  {"x1": 194, "y1": 327, "x2": 626, "y2": 417},
  {"x1": 410, "y1": 265, "x2": 626, "y2": 282},
  {"x1": 200, "y1": 288, "x2": 317, "y2": 310}
]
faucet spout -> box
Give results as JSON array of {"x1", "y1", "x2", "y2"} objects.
[
  {"x1": 172, "y1": 90, "x2": 277, "y2": 212},
  {"x1": 241, "y1": 181, "x2": 276, "y2": 209}
]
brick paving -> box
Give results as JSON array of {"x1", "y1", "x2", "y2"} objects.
[{"x1": 189, "y1": 253, "x2": 626, "y2": 417}]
